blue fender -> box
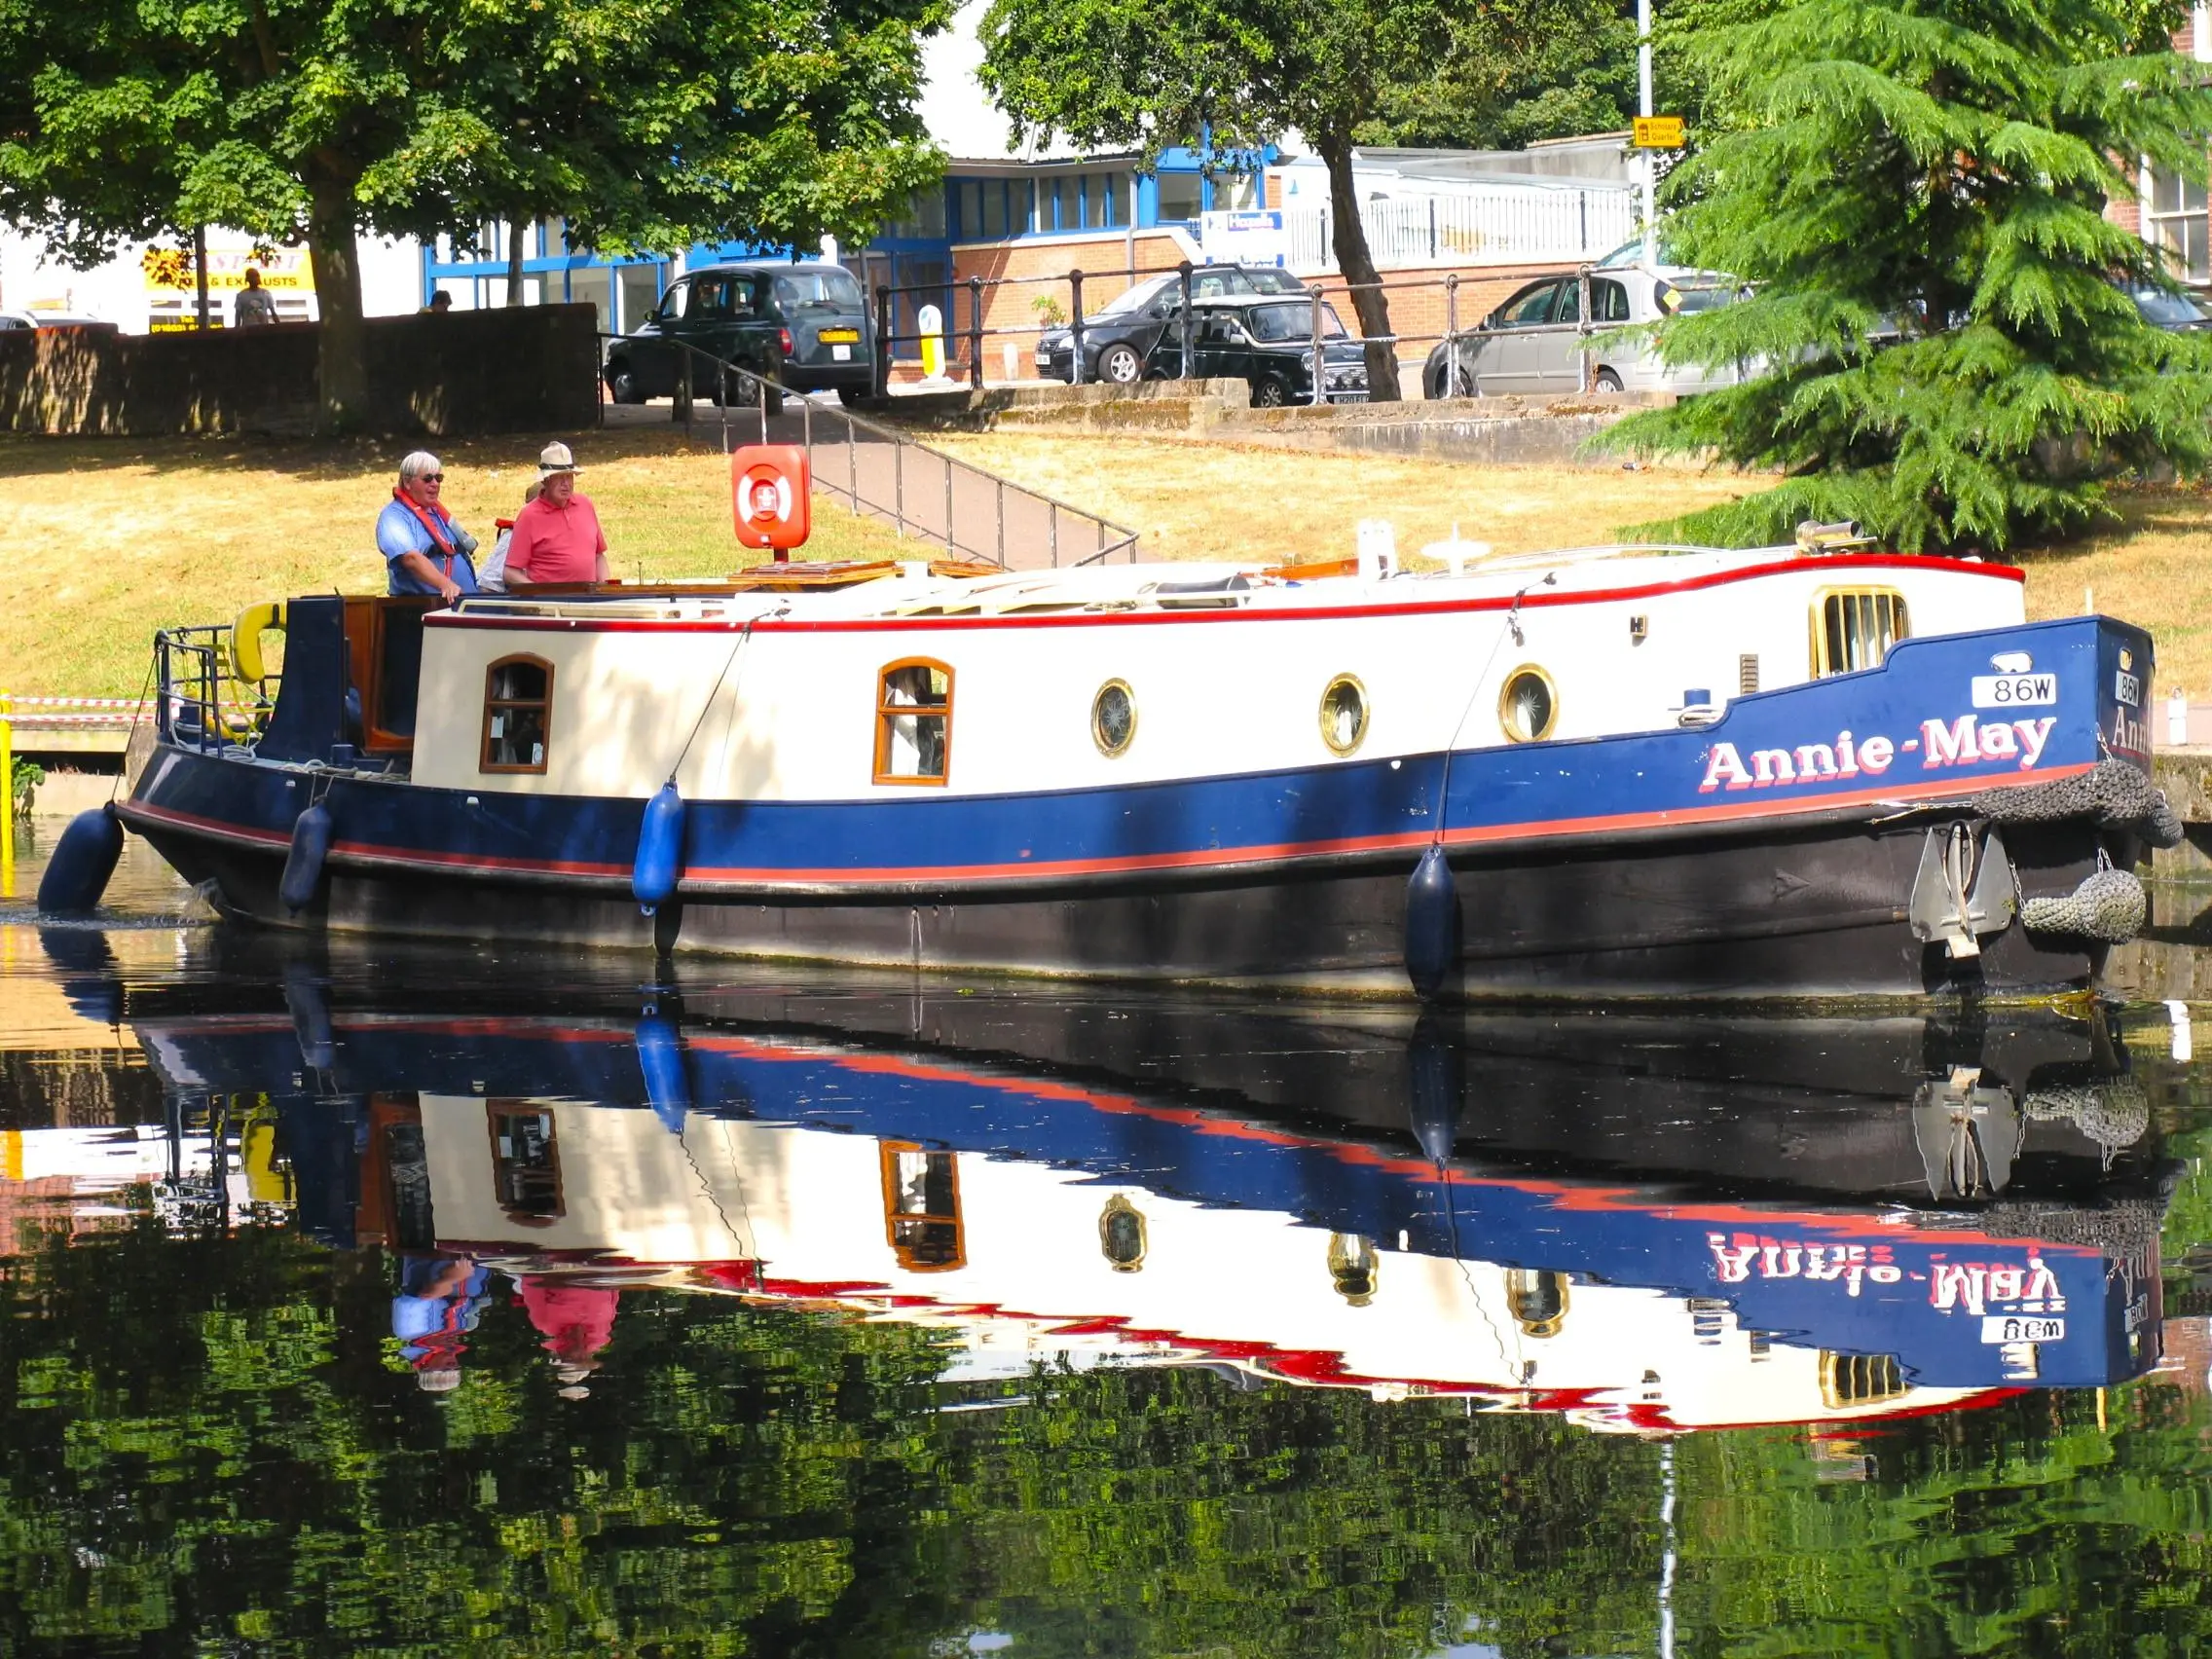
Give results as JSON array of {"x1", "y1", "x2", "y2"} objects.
[
  {"x1": 37, "y1": 803, "x2": 125, "y2": 916},
  {"x1": 1403, "y1": 844, "x2": 1461, "y2": 1001},
  {"x1": 633, "y1": 782, "x2": 686, "y2": 915},
  {"x1": 279, "y1": 802, "x2": 333, "y2": 913},
  {"x1": 637, "y1": 1015, "x2": 692, "y2": 1132}
]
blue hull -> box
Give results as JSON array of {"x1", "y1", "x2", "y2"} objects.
[
  {"x1": 120, "y1": 614, "x2": 2158, "y2": 995},
  {"x1": 131, "y1": 999, "x2": 2163, "y2": 1396}
]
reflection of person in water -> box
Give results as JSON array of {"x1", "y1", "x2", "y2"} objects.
[
  {"x1": 393, "y1": 1255, "x2": 492, "y2": 1392},
  {"x1": 518, "y1": 1277, "x2": 620, "y2": 1399}
]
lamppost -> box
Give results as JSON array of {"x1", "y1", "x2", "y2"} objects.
[{"x1": 1639, "y1": 0, "x2": 1657, "y2": 264}]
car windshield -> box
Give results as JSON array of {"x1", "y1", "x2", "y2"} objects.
[
  {"x1": 1093, "y1": 276, "x2": 1176, "y2": 318},
  {"x1": 1244, "y1": 302, "x2": 1346, "y2": 343},
  {"x1": 771, "y1": 269, "x2": 866, "y2": 312},
  {"x1": 2132, "y1": 286, "x2": 2209, "y2": 325},
  {"x1": 1656, "y1": 278, "x2": 1740, "y2": 314}
]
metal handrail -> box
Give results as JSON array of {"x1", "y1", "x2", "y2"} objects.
[{"x1": 595, "y1": 331, "x2": 1140, "y2": 567}]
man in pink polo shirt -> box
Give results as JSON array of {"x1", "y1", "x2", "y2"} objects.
[{"x1": 503, "y1": 441, "x2": 609, "y2": 586}]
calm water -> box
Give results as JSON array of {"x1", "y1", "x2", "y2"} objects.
[{"x1": 7, "y1": 813, "x2": 2212, "y2": 1657}]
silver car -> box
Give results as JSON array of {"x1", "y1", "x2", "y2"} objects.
[{"x1": 1421, "y1": 266, "x2": 1747, "y2": 398}]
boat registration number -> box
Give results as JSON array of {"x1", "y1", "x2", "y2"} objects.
[
  {"x1": 1971, "y1": 673, "x2": 2056, "y2": 708},
  {"x1": 1981, "y1": 1315, "x2": 2063, "y2": 1344},
  {"x1": 819, "y1": 328, "x2": 861, "y2": 344}
]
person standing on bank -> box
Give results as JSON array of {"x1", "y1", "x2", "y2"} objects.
[
  {"x1": 376, "y1": 451, "x2": 480, "y2": 604},
  {"x1": 233, "y1": 267, "x2": 279, "y2": 327},
  {"x1": 502, "y1": 442, "x2": 608, "y2": 587}
]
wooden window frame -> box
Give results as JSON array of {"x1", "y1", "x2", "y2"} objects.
[
  {"x1": 878, "y1": 1141, "x2": 966, "y2": 1272},
  {"x1": 872, "y1": 657, "x2": 954, "y2": 787},
  {"x1": 480, "y1": 653, "x2": 554, "y2": 775}
]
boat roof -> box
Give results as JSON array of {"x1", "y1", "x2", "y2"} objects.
[{"x1": 436, "y1": 542, "x2": 2018, "y2": 628}]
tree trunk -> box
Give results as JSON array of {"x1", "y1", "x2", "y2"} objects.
[
  {"x1": 306, "y1": 168, "x2": 367, "y2": 431},
  {"x1": 506, "y1": 220, "x2": 527, "y2": 306},
  {"x1": 1318, "y1": 132, "x2": 1400, "y2": 403}
]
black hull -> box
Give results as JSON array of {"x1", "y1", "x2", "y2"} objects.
[{"x1": 135, "y1": 806, "x2": 2114, "y2": 999}]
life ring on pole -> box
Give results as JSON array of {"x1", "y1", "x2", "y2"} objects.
[
  {"x1": 731, "y1": 445, "x2": 811, "y2": 558},
  {"x1": 229, "y1": 600, "x2": 287, "y2": 683}
]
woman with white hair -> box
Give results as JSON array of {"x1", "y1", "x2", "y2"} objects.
[{"x1": 375, "y1": 450, "x2": 480, "y2": 603}]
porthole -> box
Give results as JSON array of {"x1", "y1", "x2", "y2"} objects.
[
  {"x1": 1091, "y1": 680, "x2": 1136, "y2": 756},
  {"x1": 1497, "y1": 666, "x2": 1558, "y2": 743},
  {"x1": 1319, "y1": 674, "x2": 1369, "y2": 756}
]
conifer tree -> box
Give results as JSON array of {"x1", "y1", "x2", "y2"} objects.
[{"x1": 1604, "y1": 0, "x2": 2212, "y2": 551}]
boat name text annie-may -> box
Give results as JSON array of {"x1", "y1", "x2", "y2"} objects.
[{"x1": 1699, "y1": 714, "x2": 2058, "y2": 793}]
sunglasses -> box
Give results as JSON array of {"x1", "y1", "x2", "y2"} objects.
[{"x1": 420, "y1": 472, "x2": 445, "y2": 483}]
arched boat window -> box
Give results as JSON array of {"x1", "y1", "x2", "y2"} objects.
[
  {"x1": 486, "y1": 1101, "x2": 564, "y2": 1225},
  {"x1": 874, "y1": 659, "x2": 953, "y2": 785},
  {"x1": 481, "y1": 654, "x2": 553, "y2": 773},
  {"x1": 879, "y1": 1141, "x2": 965, "y2": 1272},
  {"x1": 1820, "y1": 1350, "x2": 1907, "y2": 1409},
  {"x1": 1812, "y1": 589, "x2": 1909, "y2": 677}
]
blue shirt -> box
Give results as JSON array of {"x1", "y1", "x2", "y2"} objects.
[{"x1": 377, "y1": 497, "x2": 479, "y2": 597}]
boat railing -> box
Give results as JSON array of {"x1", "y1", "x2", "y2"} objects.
[
  {"x1": 154, "y1": 624, "x2": 269, "y2": 755},
  {"x1": 597, "y1": 332, "x2": 1143, "y2": 571}
]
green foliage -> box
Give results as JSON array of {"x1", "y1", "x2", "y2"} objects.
[
  {"x1": 1359, "y1": 0, "x2": 1641, "y2": 151},
  {"x1": 0, "y1": 1216, "x2": 1660, "y2": 1656},
  {"x1": 9, "y1": 757, "x2": 42, "y2": 818},
  {"x1": 0, "y1": 0, "x2": 949, "y2": 420},
  {"x1": 1603, "y1": 0, "x2": 2212, "y2": 551}
]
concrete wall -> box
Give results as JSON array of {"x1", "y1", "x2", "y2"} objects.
[{"x1": 0, "y1": 303, "x2": 599, "y2": 436}]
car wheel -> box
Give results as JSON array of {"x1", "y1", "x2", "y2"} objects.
[
  {"x1": 1099, "y1": 343, "x2": 1143, "y2": 384},
  {"x1": 837, "y1": 386, "x2": 868, "y2": 407},
  {"x1": 1449, "y1": 363, "x2": 1478, "y2": 398},
  {"x1": 763, "y1": 380, "x2": 785, "y2": 418},
  {"x1": 1250, "y1": 376, "x2": 1291, "y2": 409},
  {"x1": 607, "y1": 363, "x2": 642, "y2": 405},
  {"x1": 1593, "y1": 368, "x2": 1623, "y2": 392}
]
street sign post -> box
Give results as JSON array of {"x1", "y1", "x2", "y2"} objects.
[{"x1": 1633, "y1": 116, "x2": 1685, "y2": 149}]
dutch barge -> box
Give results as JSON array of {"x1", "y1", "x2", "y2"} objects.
[{"x1": 77, "y1": 528, "x2": 2179, "y2": 997}]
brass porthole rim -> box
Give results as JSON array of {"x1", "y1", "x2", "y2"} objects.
[
  {"x1": 1091, "y1": 678, "x2": 1137, "y2": 757},
  {"x1": 1318, "y1": 673, "x2": 1370, "y2": 756},
  {"x1": 1496, "y1": 663, "x2": 1560, "y2": 743}
]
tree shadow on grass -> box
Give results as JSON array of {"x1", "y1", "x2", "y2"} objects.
[{"x1": 0, "y1": 417, "x2": 766, "y2": 483}]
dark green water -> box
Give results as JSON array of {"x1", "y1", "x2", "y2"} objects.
[{"x1": 6, "y1": 817, "x2": 2212, "y2": 1658}]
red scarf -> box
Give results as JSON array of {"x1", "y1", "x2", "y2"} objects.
[{"x1": 392, "y1": 486, "x2": 457, "y2": 576}]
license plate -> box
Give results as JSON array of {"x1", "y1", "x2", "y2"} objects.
[
  {"x1": 1971, "y1": 673, "x2": 2056, "y2": 708},
  {"x1": 830, "y1": 344, "x2": 852, "y2": 361},
  {"x1": 1035, "y1": 350, "x2": 1050, "y2": 366},
  {"x1": 1981, "y1": 1315, "x2": 2063, "y2": 1344},
  {"x1": 819, "y1": 328, "x2": 860, "y2": 344}
]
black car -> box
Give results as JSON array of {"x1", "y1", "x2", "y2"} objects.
[
  {"x1": 604, "y1": 261, "x2": 875, "y2": 408},
  {"x1": 1172, "y1": 295, "x2": 1369, "y2": 407},
  {"x1": 1034, "y1": 264, "x2": 1309, "y2": 385}
]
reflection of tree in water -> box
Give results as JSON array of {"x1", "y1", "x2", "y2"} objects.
[{"x1": 11, "y1": 1198, "x2": 2212, "y2": 1657}]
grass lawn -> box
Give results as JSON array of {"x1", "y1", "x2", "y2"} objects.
[{"x1": 6, "y1": 424, "x2": 2212, "y2": 696}]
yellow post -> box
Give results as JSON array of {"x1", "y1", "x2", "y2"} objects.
[{"x1": 1, "y1": 691, "x2": 13, "y2": 901}]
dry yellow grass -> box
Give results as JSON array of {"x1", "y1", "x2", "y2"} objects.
[
  {"x1": 6, "y1": 423, "x2": 2211, "y2": 696},
  {"x1": 0, "y1": 425, "x2": 907, "y2": 694}
]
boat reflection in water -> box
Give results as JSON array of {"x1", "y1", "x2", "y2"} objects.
[{"x1": 88, "y1": 977, "x2": 2173, "y2": 1432}]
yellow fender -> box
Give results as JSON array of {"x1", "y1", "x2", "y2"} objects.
[{"x1": 230, "y1": 600, "x2": 286, "y2": 683}]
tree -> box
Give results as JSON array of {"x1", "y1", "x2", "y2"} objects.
[
  {"x1": 980, "y1": 0, "x2": 1475, "y2": 402},
  {"x1": 1358, "y1": 0, "x2": 1641, "y2": 153},
  {"x1": 0, "y1": 0, "x2": 949, "y2": 427},
  {"x1": 1600, "y1": 0, "x2": 2212, "y2": 552}
]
